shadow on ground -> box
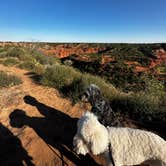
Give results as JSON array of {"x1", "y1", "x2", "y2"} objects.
[
  {"x1": 9, "y1": 95, "x2": 100, "y2": 166},
  {"x1": 24, "y1": 72, "x2": 42, "y2": 83},
  {"x1": 0, "y1": 123, "x2": 34, "y2": 166}
]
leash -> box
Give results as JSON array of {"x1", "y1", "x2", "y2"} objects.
[
  {"x1": 108, "y1": 143, "x2": 115, "y2": 166},
  {"x1": 106, "y1": 126, "x2": 115, "y2": 166}
]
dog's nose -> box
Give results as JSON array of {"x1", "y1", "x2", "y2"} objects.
[
  {"x1": 81, "y1": 95, "x2": 86, "y2": 101},
  {"x1": 81, "y1": 94, "x2": 89, "y2": 103}
]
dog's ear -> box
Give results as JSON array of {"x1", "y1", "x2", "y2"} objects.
[
  {"x1": 89, "y1": 127, "x2": 109, "y2": 155},
  {"x1": 80, "y1": 112, "x2": 109, "y2": 155}
]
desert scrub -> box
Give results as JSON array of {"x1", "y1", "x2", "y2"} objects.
[
  {"x1": 2, "y1": 57, "x2": 19, "y2": 66},
  {"x1": 0, "y1": 51, "x2": 8, "y2": 58},
  {"x1": 32, "y1": 51, "x2": 54, "y2": 65},
  {"x1": 0, "y1": 71, "x2": 22, "y2": 87},
  {"x1": 114, "y1": 92, "x2": 166, "y2": 123},
  {"x1": 41, "y1": 64, "x2": 81, "y2": 89},
  {"x1": 29, "y1": 49, "x2": 60, "y2": 65},
  {"x1": 80, "y1": 73, "x2": 120, "y2": 99},
  {"x1": 33, "y1": 64, "x2": 45, "y2": 75},
  {"x1": 40, "y1": 64, "x2": 122, "y2": 102},
  {"x1": 17, "y1": 53, "x2": 35, "y2": 62},
  {"x1": 61, "y1": 73, "x2": 123, "y2": 103},
  {"x1": 18, "y1": 58, "x2": 37, "y2": 70},
  {"x1": 111, "y1": 77, "x2": 166, "y2": 123},
  {"x1": 6, "y1": 47, "x2": 25, "y2": 58}
]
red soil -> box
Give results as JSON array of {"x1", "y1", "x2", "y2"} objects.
[{"x1": 40, "y1": 45, "x2": 106, "y2": 58}]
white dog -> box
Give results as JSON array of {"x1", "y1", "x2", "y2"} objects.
[{"x1": 73, "y1": 112, "x2": 166, "y2": 166}]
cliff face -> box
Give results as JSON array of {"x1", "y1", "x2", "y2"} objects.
[
  {"x1": 150, "y1": 49, "x2": 166, "y2": 68},
  {"x1": 1, "y1": 42, "x2": 166, "y2": 73},
  {"x1": 40, "y1": 44, "x2": 106, "y2": 58},
  {"x1": 40, "y1": 44, "x2": 166, "y2": 70}
]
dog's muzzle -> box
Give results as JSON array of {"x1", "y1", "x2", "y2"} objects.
[{"x1": 81, "y1": 93, "x2": 89, "y2": 102}]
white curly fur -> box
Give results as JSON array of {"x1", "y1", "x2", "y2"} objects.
[{"x1": 73, "y1": 112, "x2": 166, "y2": 166}]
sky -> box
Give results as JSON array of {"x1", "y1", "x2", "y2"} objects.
[{"x1": 0, "y1": 0, "x2": 166, "y2": 43}]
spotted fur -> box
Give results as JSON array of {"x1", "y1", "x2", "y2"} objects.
[{"x1": 82, "y1": 84, "x2": 120, "y2": 126}]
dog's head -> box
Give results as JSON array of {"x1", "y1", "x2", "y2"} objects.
[
  {"x1": 74, "y1": 112, "x2": 109, "y2": 155},
  {"x1": 81, "y1": 84, "x2": 101, "y2": 104}
]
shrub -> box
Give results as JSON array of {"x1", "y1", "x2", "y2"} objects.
[
  {"x1": 33, "y1": 51, "x2": 50, "y2": 65},
  {"x1": 0, "y1": 71, "x2": 22, "y2": 87},
  {"x1": 112, "y1": 91, "x2": 166, "y2": 123},
  {"x1": 6, "y1": 47, "x2": 24, "y2": 58},
  {"x1": 33, "y1": 64, "x2": 45, "y2": 75},
  {"x1": 111, "y1": 76, "x2": 166, "y2": 123},
  {"x1": 2, "y1": 58, "x2": 19, "y2": 66},
  {"x1": 0, "y1": 51, "x2": 7, "y2": 58},
  {"x1": 161, "y1": 43, "x2": 166, "y2": 51},
  {"x1": 17, "y1": 53, "x2": 34, "y2": 62},
  {"x1": 0, "y1": 47, "x2": 4, "y2": 52},
  {"x1": 40, "y1": 64, "x2": 121, "y2": 102},
  {"x1": 80, "y1": 73, "x2": 119, "y2": 99},
  {"x1": 41, "y1": 64, "x2": 81, "y2": 89},
  {"x1": 18, "y1": 60, "x2": 36, "y2": 70},
  {"x1": 61, "y1": 73, "x2": 122, "y2": 103},
  {"x1": 32, "y1": 50, "x2": 60, "y2": 65}
]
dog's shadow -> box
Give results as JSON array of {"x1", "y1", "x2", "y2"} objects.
[{"x1": 9, "y1": 95, "x2": 100, "y2": 166}]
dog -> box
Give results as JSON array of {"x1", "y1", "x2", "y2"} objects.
[
  {"x1": 73, "y1": 112, "x2": 166, "y2": 166},
  {"x1": 81, "y1": 84, "x2": 121, "y2": 127}
]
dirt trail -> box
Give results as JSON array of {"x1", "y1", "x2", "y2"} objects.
[{"x1": 0, "y1": 64, "x2": 104, "y2": 166}]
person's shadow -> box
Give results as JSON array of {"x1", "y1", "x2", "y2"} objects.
[
  {"x1": 0, "y1": 123, "x2": 34, "y2": 166},
  {"x1": 9, "y1": 95, "x2": 100, "y2": 166}
]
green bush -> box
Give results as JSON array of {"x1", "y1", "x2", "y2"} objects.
[
  {"x1": 18, "y1": 60, "x2": 36, "y2": 70},
  {"x1": 40, "y1": 64, "x2": 121, "y2": 102},
  {"x1": 6, "y1": 47, "x2": 25, "y2": 58},
  {"x1": 31, "y1": 50, "x2": 60, "y2": 65},
  {"x1": 0, "y1": 47, "x2": 4, "y2": 52},
  {"x1": 33, "y1": 64, "x2": 45, "y2": 75},
  {"x1": 80, "y1": 73, "x2": 119, "y2": 100},
  {"x1": 17, "y1": 53, "x2": 34, "y2": 62},
  {"x1": 0, "y1": 71, "x2": 22, "y2": 87},
  {"x1": 61, "y1": 73, "x2": 122, "y2": 103},
  {"x1": 33, "y1": 51, "x2": 50, "y2": 65},
  {"x1": 156, "y1": 62, "x2": 166, "y2": 73},
  {"x1": 0, "y1": 51, "x2": 7, "y2": 58},
  {"x1": 41, "y1": 64, "x2": 81, "y2": 89},
  {"x1": 2, "y1": 58, "x2": 19, "y2": 66},
  {"x1": 111, "y1": 76, "x2": 166, "y2": 123},
  {"x1": 112, "y1": 91, "x2": 166, "y2": 123}
]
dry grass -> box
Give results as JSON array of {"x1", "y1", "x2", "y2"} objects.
[
  {"x1": 0, "y1": 71, "x2": 22, "y2": 88},
  {"x1": 0, "y1": 88, "x2": 25, "y2": 110}
]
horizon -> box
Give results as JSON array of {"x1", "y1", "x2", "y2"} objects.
[
  {"x1": 1, "y1": 41, "x2": 166, "y2": 44},
  {"x1": 0, "y1": 0, "x2": 166, "y2": 43}
]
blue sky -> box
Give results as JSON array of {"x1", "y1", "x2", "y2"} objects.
[{"x1": 0, "y1": 0, "x2": 166, "y2": 43}]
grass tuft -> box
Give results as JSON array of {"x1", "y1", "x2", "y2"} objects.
[
  {"x1": 2, "y1": 58, "x2": 19, "y2": 66},
  {"x1": 0, "y1": 71, "x2": 22, "y2": 87}
]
